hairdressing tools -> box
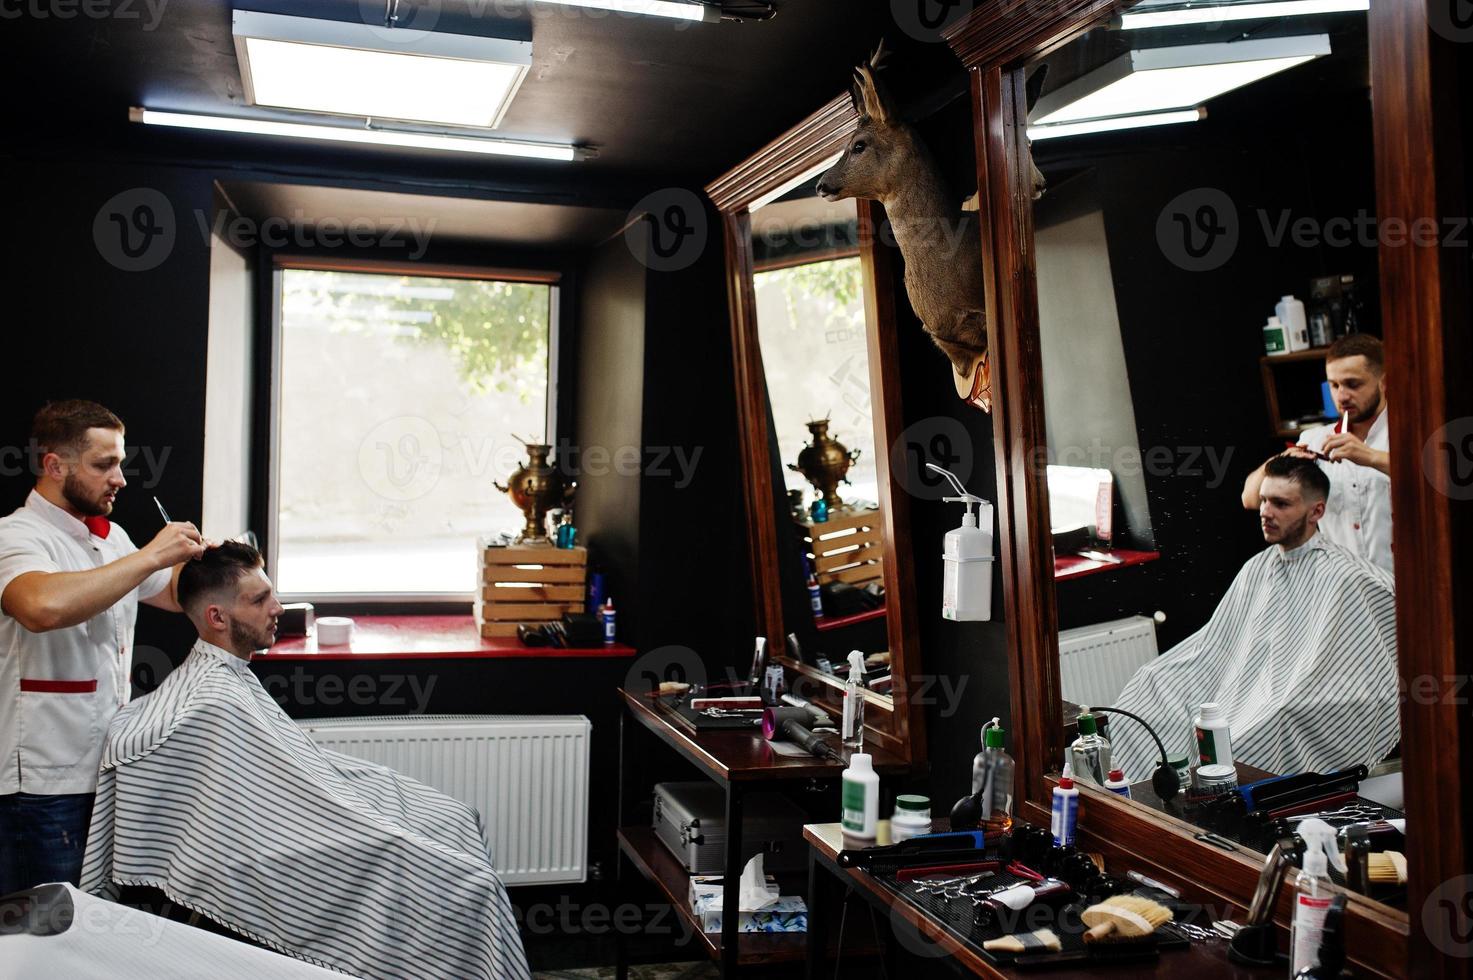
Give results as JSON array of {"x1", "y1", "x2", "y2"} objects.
[
  {"x1": 1284, "y1": 803, "x2": 1384, "y2": 825},
  {"x1": 836, "y1": 830, "x2": 988, "y2": 870},
  {"x1": 153, "y1": 496, "x2": 171, "y2": 523}
]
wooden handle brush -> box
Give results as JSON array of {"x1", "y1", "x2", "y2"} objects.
[
  {"x1": 1081, "y1": 894, "x2": 1173, "y2": 943},
  {"x1": 1368, "y1": 851, "x2": 1407, "y2": 885}
]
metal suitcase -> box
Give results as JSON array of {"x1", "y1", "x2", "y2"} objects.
[{"x1": 651, "y1": 781, "x2": 809, "y2": 874}]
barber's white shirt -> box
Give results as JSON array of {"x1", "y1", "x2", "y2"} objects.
[
  {"x1": 1298, "y1": 410, "x2": 1393, "y2": 575},
  {"x1": 0, "y1": 491, "x2": 171, "y2": 794}
]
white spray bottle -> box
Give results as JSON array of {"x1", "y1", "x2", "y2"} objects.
[
  {"x1": 841, "y1": 650, "x2": 866, "y2": 750},
  {"x1": 926, "y1": 463, "x2": 995, "y2": 621},
  {"x1": 1290, "y1": 818, "x2": 1347, "y2": 976}
]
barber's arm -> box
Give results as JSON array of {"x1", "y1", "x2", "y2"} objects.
[
  {"x1": 1, "y1": 522, "x2": 204, "y2": 632},
  {"x1": 1241, "y1": 445, "x2": 1321, "y2": 509},
  {"x1": 1320, "y1": 432, "x2": 1391, "y2": 475}
]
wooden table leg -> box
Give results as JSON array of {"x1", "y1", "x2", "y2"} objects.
[
  {"x1": 721, "y1": 781, "x2": 744, "y2": 978},
  {"x1": 806, "y1": 845, "x2": 827, "y2": 980}
]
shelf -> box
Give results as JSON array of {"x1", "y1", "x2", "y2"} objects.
[
  {"x1": 617, "y1": 827, "x2": 809, "y2": 966},
  {"x1": 813, "y1": 606, "x2": 886, "y2": 631},
  {"x1": 1260, "y1": 345, "x2": 1333, "y2": 365},
  {"x1": 1054, "y1": 548, "x2": 1160, "y2": 581},
  {"x1": 260, "y1": 615, "x2": 637, "y2": 660}
]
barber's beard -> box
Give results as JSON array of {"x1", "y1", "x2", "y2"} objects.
[
  {"x1": 1353, "y1": 389, "x2": 1383, "y2": 425},
  {"x1": 62, "y1": 473, "x2": 110, "y2": 517}
]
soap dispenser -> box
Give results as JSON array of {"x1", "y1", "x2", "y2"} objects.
[{"x1": 925, "y1": 463, "x2": 995, "y2": 621}]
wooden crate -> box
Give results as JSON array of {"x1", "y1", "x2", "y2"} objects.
[
  {"x1": 796, "y1": 508, "x2": 885, "y2": 588},
  {"x1": 477, "y1": 542, "x2": 588, "y2": 637}
]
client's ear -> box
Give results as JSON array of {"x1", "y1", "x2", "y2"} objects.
[{"x1": 204, "y1": 604, "x2": 229, "y2": 631}]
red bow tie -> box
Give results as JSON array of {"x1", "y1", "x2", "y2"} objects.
[{"x1": 83, "y1": 516, "x2": 111, "y2": 539}]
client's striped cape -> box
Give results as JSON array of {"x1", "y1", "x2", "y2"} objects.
[
  {"x1": 1109, "y1": 534, "x2": 1400, "y2": 782},
  {"x1": 81, "y1": 640, "x2": 530, "y2": 980}
]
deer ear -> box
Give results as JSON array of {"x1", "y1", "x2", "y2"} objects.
[
  {"x1": 1025, "y1": 63, "x2": 1049, "y2": 115},
  {"x1": 855, "y1": 64, "x2": 895, "y2": 127},
  {"x1": 850, "y1": 77, "x2": 865, "y2": 119}
]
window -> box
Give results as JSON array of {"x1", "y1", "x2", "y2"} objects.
[
  {"x1": 752, "y1": 255, "x2": 878, "y2": 505},
  {"x1": 271, "y1": 265, "x2": 555, "y2": 598}
]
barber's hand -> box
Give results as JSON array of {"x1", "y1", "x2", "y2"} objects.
[
  {"x1": 143, "y1": 521, "x2": 207, "y2": 569},
  {"x1": 1277, "y1": 445, "x2": 1319, "y2": 462},
  {"x1": 1321, "y1": 432, "x2": 1375, "y2": 465}
]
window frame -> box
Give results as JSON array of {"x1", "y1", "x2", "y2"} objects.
[{"x1": 262, "y1": 255, "x2": 562, "y2": 606}]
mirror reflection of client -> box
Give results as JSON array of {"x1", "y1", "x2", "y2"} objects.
[
  {"x1": 79, "y1": 543, "x2": 530, "y2": 980},
  {"x1": 1110, "y1": 456, "x2": 1398, "y2": 784}
]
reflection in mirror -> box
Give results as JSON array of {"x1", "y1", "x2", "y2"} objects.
[
  {"x1": 749, "y1": 190, "x2": 891, "y2": 702},
  {"x1": 1028, "y1": 0, "x2": 1405, "y2": 904}
]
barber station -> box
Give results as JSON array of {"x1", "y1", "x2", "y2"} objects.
[{"x1": 2, "y1": 2, "x2": 1470, "y2": 979}]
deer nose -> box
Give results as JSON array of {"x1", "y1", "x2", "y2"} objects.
[{"x1": 815, "y1": 179, "x2": 833, "y2": 197}]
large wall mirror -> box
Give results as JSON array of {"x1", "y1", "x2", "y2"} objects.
[{"x1": 709, "y1": 104, "x2": 928, "y2": 763}]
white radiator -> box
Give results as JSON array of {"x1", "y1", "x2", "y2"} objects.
[
  {"x1": 1058, "y1": 616, "x2": 1159, "y2": 708},
  {"x1": 298, "y1": 714, "x2": 590, "y2": 886}
]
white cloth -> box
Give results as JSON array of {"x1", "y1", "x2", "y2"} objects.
[
  {"x1": 0, "y1": 883, "x2": 356, "y2": 979},
  {"x1": 0, "y1": 491, "x2": 171, "y2": 794},
  {"x1": 81, "y1": 639, "x2": 530, "y2": 980},
  {"x1": 1297, "y1": 410, "x2": 1393, "y2": 575},
  {"x1": 1109, "y1": 534, "x2": 1400, "y2": 782}
]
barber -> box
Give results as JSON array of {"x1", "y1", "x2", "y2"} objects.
[
  {"x1": 1242, "y1": 334, "x2": 1392, "y2": 575},
  {"x1": 0, "y1": 400, "x2": 204, "y2": 894}
]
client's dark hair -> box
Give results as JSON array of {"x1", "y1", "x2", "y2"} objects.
[
  {"x1": 1265, "y1": 454, "x2": 1331, "y2": 503},
  {"x1": 177, "y1": 541, "x2": 264, "y2": 614}
]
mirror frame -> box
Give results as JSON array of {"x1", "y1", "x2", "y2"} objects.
[
  {"x1": 706, "y1": 100, "x2": 928, "y2": 765},
  {"x1": 943, "y1": 0, "x2": 1470, "y2": 976}
]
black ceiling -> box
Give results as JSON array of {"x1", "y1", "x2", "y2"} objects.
[{"x1": 2, "y1": 0, "x2": 965, "y2": 206}]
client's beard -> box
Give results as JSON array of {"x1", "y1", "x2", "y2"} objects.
[
  {"x1": 229, "y1": 619, "x2": 270, "y2": 655},
  {"x1": 62, "y1": 473, "x2": 109, "y2": 517},
  {"x1": 1274, "y1": 513, "x2": 1313, "y2": 549}
]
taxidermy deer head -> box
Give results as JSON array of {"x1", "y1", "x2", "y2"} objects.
[{"x1": 815, "y1": 44, "x2": 1048, "y2": 414}]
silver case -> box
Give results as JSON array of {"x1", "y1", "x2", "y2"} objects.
[{"x1": 651, "y1": 781, "x2": 808, "y2": 874}]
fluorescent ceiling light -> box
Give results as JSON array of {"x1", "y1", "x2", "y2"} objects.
[
  {"x1": 1121, "y1": 0, "x2": 1368, "y2": 30},
  {"x1": 750, "y1": 151, "x2": 844, "y2": 212},
  {"x1": 1028, "y1": 108, "x2": 1205, "y2": 140},
  {"x1": 1031, "y1": 34, "x2": 1330, "y2": 125},
  {"x1": 130, "y1": 108, "x2": 580, "y2": 162},
  {"x1": 232, "y1": 11, "x2": 532, "y2": 128},
  {"x1": 533, "y1": 0, "x2": 719, "y2": 21}
]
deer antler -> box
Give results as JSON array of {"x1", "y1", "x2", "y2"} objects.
[{"x1": 853, "y1": 40, "x2": 895, "y2": 125}]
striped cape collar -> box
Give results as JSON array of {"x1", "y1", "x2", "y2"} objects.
[
  {"x1": 1271, "y1": 531, "x2": 1328, "y2": 566},
  {"x1": 190, "y1": 637, "x2": 254, "y2": 673}
]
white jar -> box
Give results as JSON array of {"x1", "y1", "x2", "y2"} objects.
[
  {"x1": 890, "y1": 794, "x2": 932, "y2": 842},
  {"x1": 1194, "y1": 702, "x2": 1235, "y2": 768}
]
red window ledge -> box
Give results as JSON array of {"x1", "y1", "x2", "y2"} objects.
[{"x1": 259, "y1": 615, "x2": 637, "y2": 661}]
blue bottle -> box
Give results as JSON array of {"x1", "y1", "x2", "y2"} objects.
[{"x1": 601, "y1": 598, "x2": 616, "y2": 645}]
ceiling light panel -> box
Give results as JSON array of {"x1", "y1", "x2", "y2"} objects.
[
  {"x1": 233, "y1": 11, "x2": 532, "y2": 129},
  {"x1": 1120, "y1": 0, "x2": 1368, "y2": 30}
]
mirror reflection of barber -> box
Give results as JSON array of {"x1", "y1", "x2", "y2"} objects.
[{"x1": 1242, "y1": 334, "x2": 1392, "y2": 575}]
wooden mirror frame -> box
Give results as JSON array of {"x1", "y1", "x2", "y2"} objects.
[
  {"x1": 706, "y1": 100, "x2": 928, "y2": 765},
  {"x1": 941, "y1": 0, "x2": 1470, "y2": 976}
]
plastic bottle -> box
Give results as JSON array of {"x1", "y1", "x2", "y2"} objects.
[
  {"x1": 930, "y1": 465, "x2": 995, "y2": 621},
  {"x1": 1051, "y1": 763, "x2": 1079, "y2": 847},
  {"x1": 890, "y1": 795, "x2": 932, "y2": 842},
  {"x1": 1290, "y1": 818, "x2": 1348, "y2": 976},
  {"x1": 1194, "y1": 702, "x2": 1234, "y2": 768},
  {"x1": 1277, "y1": 295, "x2": 1310, "y2": 352},
  {"x1": 840, "y1": 753, "x2": 879, "y2": 840},
  {"x1": 1263, "y1": 315, "x2": 1288, "y2": 355},
  {"x1": 971, "y1": 718, "x2": 1015, "y2": 835},
  {"x1": 841, "y1": 650, "x2": 866, "y2": 750},
  {"x1": 1103, "y1": 768, "x2": 1131, "y2": 798},
  {"x1": 601, "y1": 597, "x2": 616, "y2": 645},
  {"x1": 1069, "y1": 710, "x2": 1112, "y2": 785},
  {"x1": 807, "y1": 572, "x2": 824, "y2": 619}
]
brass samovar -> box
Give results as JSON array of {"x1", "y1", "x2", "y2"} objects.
[
  {"x1": 494, "y1": 442, "x2": 568, "y2": 544},
  {"x1": 788, "y1": 419, "x2": 861, "y2": 512}
]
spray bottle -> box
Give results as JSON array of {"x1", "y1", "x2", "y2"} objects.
[
  {"x1": 925, "y1": 463, "x2": 995, "y2": 621},
  {"x1": 841, "y1": 650, "x2": 866, "y2": 750},
  {"x1": 1290, "y1": 818, "x2": 1348, "y2": 977}
]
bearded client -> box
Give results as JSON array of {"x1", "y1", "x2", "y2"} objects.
[
  {"x1": 1110, "y1": 456, "x2": 1399, "y2": 782},
  {"x1": 79, "y1": 542, "x2": 530, "y2": 980}
]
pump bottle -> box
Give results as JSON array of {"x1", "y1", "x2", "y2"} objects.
[
  {"x1": 841, "y1": 650, "x2": 866, "y2": 750},
  {"x1": 971, "y1": 718, "x2": 1015, "y2": 835},
  {"x1": 1069, "y1": 709, "x2": 1112, "y2": 786},
  {"x1": 926, "y1": 463, "x2": 995, "y2": 621},
  {"x1": 1290, "y1": 818, "x2": 1348, "y2": 977}
]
